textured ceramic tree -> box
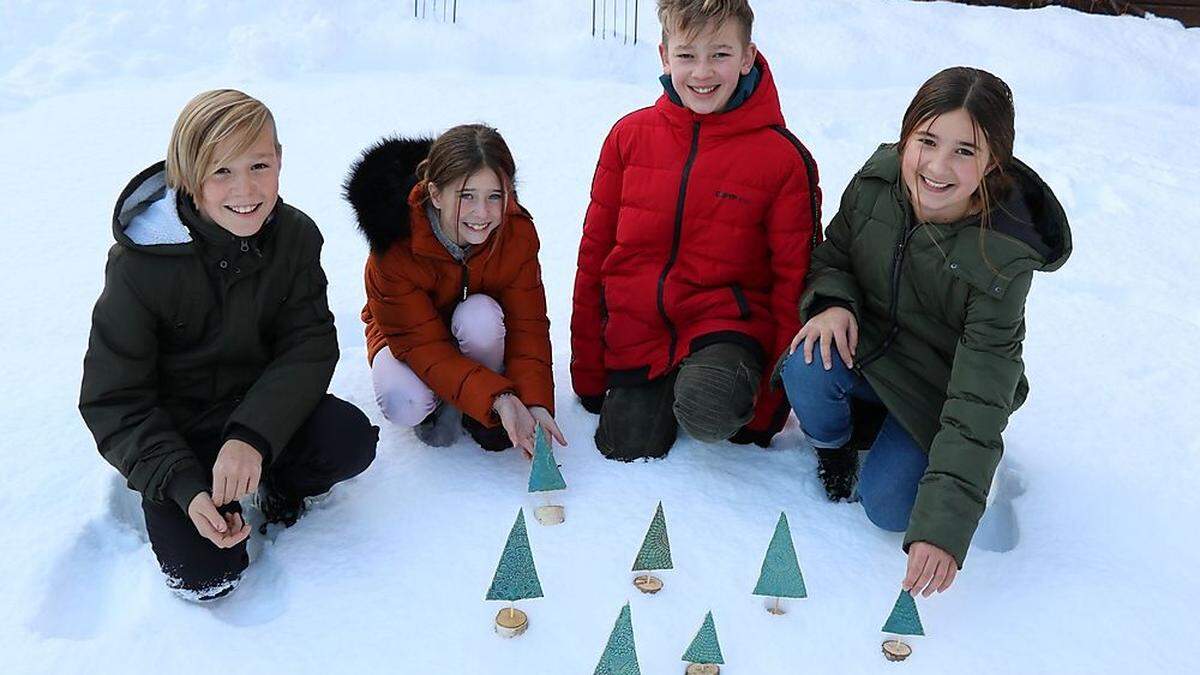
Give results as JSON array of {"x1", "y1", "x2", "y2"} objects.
[
  {"x1": 486, "y1": 509, "x2": 543, "y2": 636},
  {"x1": 631, "y1": 501, "x2": 673, "y2": 593},
  {"x1": 528, "y1": 427, "x2": 567, "y2": 525},
  {"x1": 752, "y1": 512, "x2": 807, "y2": 614},
  {"x1": 594, "y1": 603, "x2": 642, "y2": 675},
  {"x1": 880, "y1": 590, "x2": 924, "y2": 661},
  {"x1": 682, "y1": 611, "x2": 725, "y2": 672}
]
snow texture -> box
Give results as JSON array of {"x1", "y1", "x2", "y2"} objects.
[{"x1": 2, "y1": 1, "x2": 1199, "y2": 673}]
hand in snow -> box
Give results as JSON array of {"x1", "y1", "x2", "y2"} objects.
[
  {"x1": 903, "y1": 541, "x2": 958, "y2": 597},
  {"x1": 187, "y1": 493, "x2": 251, "y2": 549},
  {"x1": 530, "y1": 406, "x2": 568, "y2": 448},
  {"x1": 493, "y1": 393, "x2": 537, "y2": 459},
  {"x1": 211, "y1": 439, "x2": 263, "y2": 507},
  {"x1": 790, "y1": 307, "x2": 858, "y2": 371}
]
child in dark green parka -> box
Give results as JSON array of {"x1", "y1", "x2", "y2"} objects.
[{"x1": 779, "y1": 67, "x2": 1071, "y2": 597}]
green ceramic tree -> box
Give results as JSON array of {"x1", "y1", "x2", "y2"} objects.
[
  {"x1": 632, "y1": 502, "x2": 673, "y2": 572},
  {"x1": 752, "y1": 512, "x2": 807, "y2": 599},
  {"x1": 528, "y1": 427, "x2": 566, "y2": 493},
  {"x1": 881, "y1": 590, "x2": 924, "y2": 636},
  {"x1": 681, "y1": 611, "x2": 724, "y2": 665},
  {"x1": 594, "y1": 603, "x2": 641, "y2": 675},
  {"x1": 486, "y1": 509, "x2": 543, "y2": 602}
]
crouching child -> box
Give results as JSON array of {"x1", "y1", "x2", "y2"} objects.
[{"x1": 79, "y1": 89, "x2": 378, "y2": 601}]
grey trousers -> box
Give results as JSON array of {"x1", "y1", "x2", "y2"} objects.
[{"x1": 595, "y1": 342, "x2": 762, "y2": 461}]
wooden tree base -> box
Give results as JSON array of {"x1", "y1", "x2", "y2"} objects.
[
  {"x1": 495, "y1": 608, "x2": 528, "y2": 638},
  {"x1": 881, "y1": 639, "x2": 912, "y2": 662},
  {"x1": 534, "y1": 504, "x2": 565, "y2": 526},
  {"x1": 685, "y1": 664, "x2": 720, "y2": 674},
  {"x1": 632, "y1": 575, "x2": 663, "y2": 594},
  {"x1": 764, "y1": 597, "x2": 786, "y2": 615}
]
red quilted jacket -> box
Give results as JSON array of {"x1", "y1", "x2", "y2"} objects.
[{"x1": 570, "y1": 53, "x2": 820, "y2": 441}]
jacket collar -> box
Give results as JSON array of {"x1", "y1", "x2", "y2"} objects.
[{"x1": 653, "y1": 52, "x2": 785, "y2": 137}]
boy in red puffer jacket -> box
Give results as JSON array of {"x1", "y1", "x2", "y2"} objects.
[{"x1": 571, "y1": 0, "x2": 820, "y2": 459}]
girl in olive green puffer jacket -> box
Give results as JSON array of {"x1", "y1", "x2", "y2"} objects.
[{"x1": 778, "y1": 67, "x2": 1071, "y2": 599}]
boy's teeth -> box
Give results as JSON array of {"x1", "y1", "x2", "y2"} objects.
[
  {"x1": 226, "y1": 204, "x2": 259, "y2": 214},
  {"x1": 691, "y1": 85, "x2": 717, "y2": 94},
  {"x1": 921, "y1": 176, "x2": 951, "y2": 189}
]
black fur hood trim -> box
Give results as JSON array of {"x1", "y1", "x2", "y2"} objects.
[{"x1": 343, "y1": 136, "x2": 435, "y2": 254}]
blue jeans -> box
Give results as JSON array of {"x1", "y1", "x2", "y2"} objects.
[{"x1": 779, "y1": 350, "x2": 927, "y2": 532}]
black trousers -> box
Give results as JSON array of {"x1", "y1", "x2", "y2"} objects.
[
  {"x1": 595, "y1": 342, "x2": 762, "y2": 461},
  {"x1": 142, "y1": 394, "x2": 378, "y2": 599}
]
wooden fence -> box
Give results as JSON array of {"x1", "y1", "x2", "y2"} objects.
[{"x1": 918, "y1": 0, "x2": 1200, "y2": 27}]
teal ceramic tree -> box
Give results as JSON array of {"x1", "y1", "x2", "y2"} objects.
[
  {"x1": 594, "y1": 603, "x2": 641, "y2": 675},
  {"x1": 486, "y1": 509, "x2": 543, "y2": 604},
  {"x1": 681, "y1": 611, "x2": 724, "y2": 666},
  {"x1": 752, "y1": 512, "x2": 807, "y2": 612},
  {"x1": 528, "y1": 426, "x2": 566, "y2": 493},
  {"x1": 632, "y1": 501, "x2": 673, "y2": 573},
  {"x1": 882, "y1": 590, "x2": 924, "y2": 636}
]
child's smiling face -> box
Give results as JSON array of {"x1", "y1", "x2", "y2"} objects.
[
  {"x1": 900, "y1": 108, "x2": 993, "y2": 224},
  {"x1": 429, "y1": 168, "x2": 507, "y2": 246},
  {"x1": 197, "y1": 125, "x2": 281, "y2": 237},
  {"x1": 659, "y1": 18, "x2": 756, "y2": 115}
]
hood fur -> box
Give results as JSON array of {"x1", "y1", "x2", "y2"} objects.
[{"x1": 344, "y1": 136, "x2": 435, "y2": 254}]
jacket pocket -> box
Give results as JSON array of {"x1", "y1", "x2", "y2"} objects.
[{"x1": 730, "y1": 284, "x2": 751, "y2": 320}]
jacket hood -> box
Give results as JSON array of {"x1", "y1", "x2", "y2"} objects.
[
  {"x1": 654, "y1": 52, "x2": 785, "y2": 137},
  {"x1": 343, "y1": 136, "x2": 436, "y2": 254},
  {"x1": 861, "y1": 144, "x2": 1072, "y2": 272},
  {"x1": 112, "y1": 161, "x2": 194, "y2": 256}
]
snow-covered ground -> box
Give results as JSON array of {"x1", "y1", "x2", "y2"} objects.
[{"x1": 2, "y1": 1, "x2": 1198, "y2": 672}]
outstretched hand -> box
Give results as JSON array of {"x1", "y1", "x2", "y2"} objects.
[
  {"x1": 187, "y1": 492, "x2": 251, "y2": 549},
  {"x1": 493, "y1": 393, "x2": 537, "y2": 458},
  {"x1": 530, "y1": 406, "x2": 567, "y2": 448},
  {"x1": 903, "y1": 541, "x2": 957, "y2": 597}
]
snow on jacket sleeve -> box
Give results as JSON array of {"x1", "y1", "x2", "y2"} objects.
[
  {"x1": 745, "y1": 150, "x2": 821, "y2": 436},
  {"x1": 223, "y1": 226, "x2": 338, "y2": 463},
  {"x1": 800, "y1": 179, "x2": 864, "y2": 322},
  {"x1": 366, "y1": 254, "x2": 514, "y2": 427},
  {"x1": 499, "y1": 223, "x2": 555, "y2": 414},
  {"x1": 79, "y1": 248, "x2": 208, "y2": 513},
  {"x1": 903, "y1": 270, "x2": 1032, "y2": 568},
  {"x1": 570, "y1": 127, "x2": 623, "y2": 399}
]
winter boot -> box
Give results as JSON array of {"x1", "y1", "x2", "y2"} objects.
[
  {"x1": 816, "y1": 398, "x2": 888, "y2": 502},
  {"x1": 414, "y1": 402, "x2": 462, "y2": 447},
  {"x1": 256, "y1": 477, "x2": 306, "y2": 535},
  {"x1": 461, "y1": 414, "x2": 512, "y2": 452}
]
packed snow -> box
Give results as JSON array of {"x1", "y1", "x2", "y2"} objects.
[{"x1": 2, "y1": 1, "x2": 1197, "y2": 673}]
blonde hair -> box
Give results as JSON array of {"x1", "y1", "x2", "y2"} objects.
[
  {"x1": 165, "y1": 89, "x2": 281, "y2": 199},
  {"x1": 657, "y1": 0, "x2": 754, "y2": 45}
]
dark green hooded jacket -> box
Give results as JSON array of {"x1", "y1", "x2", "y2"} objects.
[
  {"x1": 801, "y1": 144, "x2": 1071, "y2": 566},
  {"x1": 79, "y1": 162, "x2": 338, "y2": 513}
]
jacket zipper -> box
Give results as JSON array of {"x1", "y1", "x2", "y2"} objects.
[
  {"x1": 460, "y1": 261, "x2": 469, "y2": 301},
  {"x1": 659, "y1": 121, "x2": 702, "y2": 366},
  {"x1": 855, "y1": 219, "x2": 919, "y2": 371}
]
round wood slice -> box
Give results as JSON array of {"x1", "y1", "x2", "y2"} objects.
[
  {"x1": 632, "y1": 575, "x2": 664, "y2": 594},
  {"x1": 881, "y1": 639, "x2": 912, "y2": 662},
  {"x1": 534, "y1": 504, "x2": 565, "y2": 526},
  {"x1": 766, "y1": 605, "x2": 786, "y2": 616},
  {"x1": 685, "y1": 663, "x2": 720, "y2": 674},
  {"x1": 495, "y1": 608, "x2": 528, "y2": 638}
]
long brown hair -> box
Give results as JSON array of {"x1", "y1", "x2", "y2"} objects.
[
  {"x1": 899, "y1": 66, "x2": 1016, "y2": 271},
  {"x1": 418, "y1": 124, "x2": 516, "y2": 248}
]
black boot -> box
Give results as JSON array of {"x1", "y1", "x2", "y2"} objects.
[
  {"x1": 461, "y1": 415, "x2": 512, "y2": 452},
  {"x1": 256, "y1": 476, "x2": 306, "y2": 534},
  {"x1": 815, "y1": 447, "x2": 859, "y2": 502},
  {"x1": 815, "y1": 399, "x2": 888, "y2": 502}
]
